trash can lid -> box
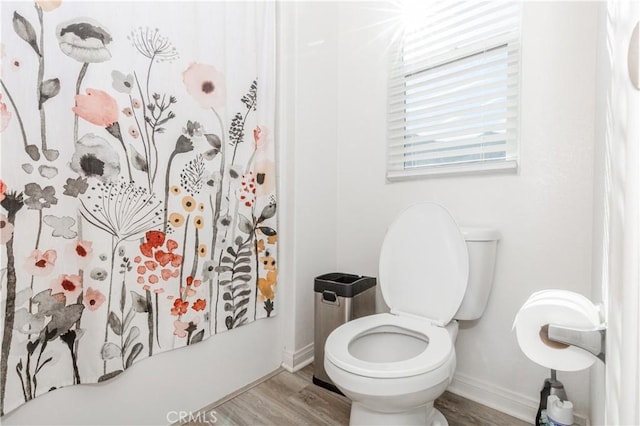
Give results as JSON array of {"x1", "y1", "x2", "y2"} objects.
[{"x1": 314, "y1": 273, "x2": 376, "y2": 298}]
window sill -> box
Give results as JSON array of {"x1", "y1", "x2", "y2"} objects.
[{"x1": 386, "y1": 160, "x2": 518, "y2": 182}]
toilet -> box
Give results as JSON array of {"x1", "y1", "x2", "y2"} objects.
[{"x1": 324, "y1": 203, "x2": 499, "y2": 426}]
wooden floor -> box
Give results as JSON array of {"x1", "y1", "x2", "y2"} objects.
[{"x1": 185, "y1": 364, "x2": 530, "y2": 426}]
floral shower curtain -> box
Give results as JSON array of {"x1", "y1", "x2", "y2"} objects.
[{"x1": 0, "y1": 1, "x2": 277, "y2": 416}]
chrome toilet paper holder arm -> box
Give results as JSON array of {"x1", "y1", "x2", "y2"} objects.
[{"x1": 547, "y1": 323, "x2": 607, "y2": 363}]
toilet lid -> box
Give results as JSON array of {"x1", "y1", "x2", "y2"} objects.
[{"x1": 379, "y1": 203, "x2": 469, "y2": 324}]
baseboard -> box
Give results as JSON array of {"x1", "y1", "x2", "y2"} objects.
[
  {"x1": 448, "y1": 372, "x2": 589, "y2": 426},
  {"x1": 281, "y1": 342, "x2": 314, "y2": 373}
]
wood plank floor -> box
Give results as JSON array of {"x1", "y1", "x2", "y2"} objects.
[{"x1": 185, "y1": 365, "x2": 531, "y2": 426}]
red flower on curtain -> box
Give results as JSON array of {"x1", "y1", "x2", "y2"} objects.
[{"x1": 170, "y1": 298, "x2": 189, "y2": 316}]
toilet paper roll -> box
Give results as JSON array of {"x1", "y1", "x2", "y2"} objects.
[
  {"x1": 518, "y1": 296, "x2": 600, "y2": 326},
  {"x1": 514, "y1": 300, "x2": 599, "y2": 371},
  {"x1": 522, "y1": 290, "x2": 601, "y2": 324}
]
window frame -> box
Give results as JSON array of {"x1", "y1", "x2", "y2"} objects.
[{"x1": 386, "y1": 2, "x2": 522, "y2": 181}]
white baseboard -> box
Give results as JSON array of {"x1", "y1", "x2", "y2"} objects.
[
  {"x1": 448, "y1": 372, "x2": 589, "y2": 426},
  {"x1": 281, "y1": 343, "x2": 314, "y2": 373}
]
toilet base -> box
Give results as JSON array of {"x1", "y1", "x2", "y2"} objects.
[
  {"x1": 430, "y1": 409, "x2": 448, "y2": 426},
  {"x1": 349, "y1": 402, "x2": 448, "y2": 426}
]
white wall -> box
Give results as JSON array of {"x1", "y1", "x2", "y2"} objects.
[
  {"x1": 331, "y1": 1, "x2": 598, "y2": 422},
  {"x1": 278, "y1": 1, "x2": 340, "y2": 370},
  {"x1": 281, "y1": 0, "x2": 600, "y2": 420}
]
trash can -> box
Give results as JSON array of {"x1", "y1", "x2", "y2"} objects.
[{"x1": 313, "y1": 273, "x2": 376, "y2": 394}]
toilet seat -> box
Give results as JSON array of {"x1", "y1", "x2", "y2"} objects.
[
  {"x1": 378, "y1": 203, "x2": 469, "y2": 325},
  {"x1": 325, "y1": 313, "x2": 453, "y2": 379}
]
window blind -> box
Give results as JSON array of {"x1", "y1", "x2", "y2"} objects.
[{"x1": 387, "y1": 1, "x2": 522, "y2": 180}]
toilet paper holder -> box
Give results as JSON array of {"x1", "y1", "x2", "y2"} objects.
[{"x1": 547, "y1": 323, "x2": 607, "y2": 363}]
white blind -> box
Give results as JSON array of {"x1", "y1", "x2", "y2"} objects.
[{"x1": 387, "y1": 1, "x2": 522, "y2": 179}]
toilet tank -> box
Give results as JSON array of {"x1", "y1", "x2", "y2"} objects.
[{"x1": 454, "y1": 227, "x2": 500, "y2": 320}]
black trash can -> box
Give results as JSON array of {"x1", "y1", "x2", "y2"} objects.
[{"x1": 313, "y1": 273, "x2": 376, "y2": 394}]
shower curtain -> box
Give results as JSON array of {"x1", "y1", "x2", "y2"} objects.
[
  {"x1": 597, "y1": 2, "x2": 640, "y2": 423},
  {"x1": 0, "y1": 1, "x2": 277, "y2": 416}
]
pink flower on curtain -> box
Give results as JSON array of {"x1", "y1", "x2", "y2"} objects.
[
  {"x1": 83, "y1": 287, "x2": 106, "y2": 311},
  {"x1": 72, "y1": 89, "x2": 134, "y2": 179},
  {"x1": 73, "y1": 89, "x2": 118, "y2": 127},
  {"x1": 173, "y1": 317, "x2": 199, "y2": 338},
  {"x1": 173, "y1": 320, "x2": 189, "y2": 338},
  {"x1": 128, "y1": 125, "x2": 139, "y2": 138},
  {"x1": 24, "y1": 249, "x2": 57, "y2": 276},
  {"x1": 50, "y1": 273, "x2": 83, "y2": 302},
  {"x1": 67, "y1": 239, "x2": 94, "y2": 267},
  {"x1": 182, "y1": 63, "x2": 226, "y2": 109},
  {"x1": 253, "y1": 125, "x2": 271, "y2": 151},
  {"x1": 0, "y1": 94, "x2": 11, "y2": 132}
]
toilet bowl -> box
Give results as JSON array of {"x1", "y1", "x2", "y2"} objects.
[
  {"x1": 325, "y1": 314, "x2": 459, "y2": 425},
  {"x1": 324, "y1": 203, "x2": 499, "y2": 425}
]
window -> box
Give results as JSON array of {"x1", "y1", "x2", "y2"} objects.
[{"x1": 387, "y1": 1, "x2": 522, "y2": 180}]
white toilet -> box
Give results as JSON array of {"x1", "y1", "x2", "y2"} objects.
[{"x1": 324, "y1": 203, "x2": 499, "y2": 426}]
